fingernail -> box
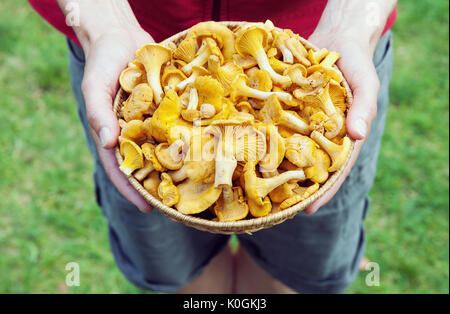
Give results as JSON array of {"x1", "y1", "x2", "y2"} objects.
[
  {"x1": 354, "y1": 118, "x2": 368, "y2": 138},
  {"x1": 99, "y1": 127, "x2": 110, "y2": 148}
]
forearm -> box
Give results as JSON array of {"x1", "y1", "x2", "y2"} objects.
[
  {"x1": 314, "y1": 0, "x2": 397, "y2": 54},
  {"x1": 56, "y1": 0, "x2": 142, "y2": 54}
]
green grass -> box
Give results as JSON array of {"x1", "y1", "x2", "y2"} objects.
[{"x1": 0, "y1": 1, "x2": 448, "y2": 293}]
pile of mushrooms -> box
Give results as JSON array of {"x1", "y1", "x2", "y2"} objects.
[{"x1": 117, "y1": 20, "x2": 351, "y2": 221}]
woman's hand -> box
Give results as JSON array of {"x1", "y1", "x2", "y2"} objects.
[
  {"x1": 304, "y1": 0, "x2": 396, "y2": 214},
  {"x1": 58, "y1": 0, "x2": 155, "y2": 212}
]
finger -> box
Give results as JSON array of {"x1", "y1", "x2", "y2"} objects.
[
  {"x1": 92, "y1": 129, "x2": 153, "y2": 213},
  {"x1": 82, "y1": 75, "x2": 120, "y2": 149},
  {"x1": 337, "y1": 47, "x2": 380, "y2": 140}
]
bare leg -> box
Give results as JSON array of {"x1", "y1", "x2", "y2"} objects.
[
  {"x1": 176, "y1": 244, "x2": 234, "y2": 294},
  {"x1": 233, "y1": 245, "x2": 297, "y2": 294}
]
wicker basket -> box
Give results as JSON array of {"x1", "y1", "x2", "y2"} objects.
[{"x1": 113, "y1": 21, "x2": 355, "y2": 234}]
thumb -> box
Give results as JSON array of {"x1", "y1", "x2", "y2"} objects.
[{"x1": 338, "y1": 45, "x2": 380, "y2": 140}]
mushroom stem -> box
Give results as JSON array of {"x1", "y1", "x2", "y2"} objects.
[
  {"x1": 254, "y1": 49, "x2": 291, "y2": 88},
  {"x1": 214, "y1": 127, "x2": 237, "y2": 188},
  {"x1": 281, "y1": 111, "x2": 310, "y2": 134},
  {"x1": 182, "y1": 41, "x2": 209, "y2": 75},
  {"x1": 187, "y1": 88, "x2": 199, "y2": 110},
  {"x1": 310, "y1": 131, "x2": 351, "y2": 172},
  {"x1": 257, "y1": 170, "x2": 305, "y2": 197},
  {"x1": 168, "y1": 167, "x2": 187, "y2": 182}
]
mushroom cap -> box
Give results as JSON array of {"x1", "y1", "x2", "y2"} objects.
[
  {"x1": 135, "y1": 43, "x2": 172, "y2": 69},
  {"x1": 310, "y1": 131, "x2": 351, "y2": 172},
  {"x1": 208, "y1": 55, "x2": 243, "y2": 94},
  {"x1": 214, "y1": 186, "x2": 249, "y2": 221},
  {"x1": 193, "y1": 75, "x2": 225, "y2": 112},
  {"x1": 158, "y1": 173, "x2": 180, "y2": 206},
  {"x1": 258, "y1": 124, "x2": 286, "y2": 172},
  {"x1": 232, "y1": 53, "x2": 258, "y2": 69},
  {"x1": 233, "y1": 125, "x2": 267, "y2": 163},
  {"x1": 175, "y1": 180, "x2": 222, "y2": 214},
  {"x1": 235, "y1": 25, "x2": 269, "y2": 58},
  {"x1": 269, "y1": 56, "x2": 291, "y2": 74},
  {"x1": 248, "y1": 68, "x2": 273, "y2": 92},
  {"x1": 173, "y1": 37, "x2": 198, "y2": 63},
  {"x1": 307, "y1": 47, "x2": 328, "y2": 65},
  {"x1": 119, "y1": 119, "x2": 149, "y2": 144},
  {"x1": 185, "y1": 21, "x2": 235, "y2": 60},
  {"x1": 155, "y1": 141, "x2": 184, "y2": 170},
  {"x1": 285, "y1": 134, "x2": 318, "y2": 168},
  {"x1": 119, "y1": 66, "x2": 145, "y2": 93},
  {"x1": 141, "y1": 143, "x2": 166, "y2": 172},
  {"x1": 304, "y1": 149, "x2": 330, "y2": 183},
  {"x1": 122, "y1": 83, "x2": 154, "y2": 121},
  {"x1": 143, "y1": 171, "x2": 162, "y2": 200},
  {"x1": 161, "y1": 65, "x2": 187, "y2": 89},
  {"x1": 307, "y1": 64, "x2": 343, "y2": 83},
  {"x1": 119, "y1": 137, "x2": 144, "y2": 176}
]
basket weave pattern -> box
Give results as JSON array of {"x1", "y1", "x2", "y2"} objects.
[{"x1": 113, "y1": 21, "x2": 355, "y2": 234}]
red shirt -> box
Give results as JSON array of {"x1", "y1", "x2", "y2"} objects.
[{"x1": 29, "y1": 0, "x2": 396, "y2": 47}]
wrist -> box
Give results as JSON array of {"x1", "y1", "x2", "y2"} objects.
[{"x1": 57, "y1": 0, "x2": 142, "y2": 55}]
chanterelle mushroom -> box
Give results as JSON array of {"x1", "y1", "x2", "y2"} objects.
[
  {"x1": 208, "y1": 55, "x2": 243, "y2": 95},
  {"x1": 259, "y1": 95, "x2": 309, "y2": 135},
  {"x1": 122, "y1": 83, "x2": 154, "y2": 121},
  {"x1": 158, "y1": 173, "x2": 179, "y2": 207},
  {"x1": 135, "y1": 44, "x2": 172, "y2": 105},
  {"x1": 119, "y1": 63, "x2": 145, "y2": 93},
  {"x1": 214, "y1": 186, "x2": 249, "y2": 222},
  {"x1": 175, "y1": 179, "x2": 222, "y2": 215},
  {"x1": 230, "y1": 74, "x2": 292, "y2": 103},
  {"x1": 182, "y1": 37, "x2": 223, "y2": 75},
  {"x1": 235, "y1": 25, "x2": 291, "y2": 88},
  {"x1": 150, "y1": 89, "x2": 192, "y2": 143},
  {"x1": 310, "y1": 131, "x2": 351, "y2": 172},
  {"x1": 243, "y1": 161, "x2": 305, "y2": 217},
  {"x1": 258, "y1": 124, "x2": 286, "y2": 172},
  {"x1": 155, "y1": 140, "x2": 185, "y2": 170},
  {"x1": 119, "y1": 137, "x2": 144, "y2": 176},
  {"x1": 272, "y1": 30, "x2": 293, "y2": 64}
]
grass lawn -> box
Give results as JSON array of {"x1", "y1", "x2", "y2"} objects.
[{"x1": 0, "y1": 0, "x2": 448, "y2": 293}]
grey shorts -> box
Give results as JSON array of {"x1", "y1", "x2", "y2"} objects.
[{"x1": 67, "y1": 31, "x2": 393, "y2": 294}]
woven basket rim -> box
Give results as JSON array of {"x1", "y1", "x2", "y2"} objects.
[{"x1": 113, "y1": 21, "x2": 355, "y2": 234}]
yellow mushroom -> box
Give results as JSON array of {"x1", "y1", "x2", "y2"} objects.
[
  {"x1": 176, "y1": 65, "x2": 209, "y2": 90},
  {"x1": 161, "y1": 64, "x2": 187, "y2": 91},
  {"x1": 119, "y1": 119, "x2": 150, "y2": 144},
  {"x1": 284, "y1": 64, "x2": 318, "y2": 89},
  {"x1": 173, "y1": 37, "x2": 198, "y2": 63},
  {"x1": 247, "y1": 68, "x2": 273, "y2": 92},
  {"x1": 271, "y1": 30, "x2": 294, "y2": 64},
  {"x1": 243, "y1": 161, "x2": 305, "y2": 217},
  {"x1": 269, "y1": 56, "x2": 291, "y2": 74},
  {"x1": 214, "y1": 186, "x2": 249, "y2": 222},
  {"x1": 158, "y1": 173, "x2": 179, "y2": 207},
  {"x1": 285, "y1": 134, "x2": 318, "y2": 168},
  {"x1": 307, "y1": 48, "x2": 328, "y2": 65},
  {"x1": 296, "y1": 80, "x2": 344, "y2": 139},
  {"x1": 205, "y1": 121, "x2": 266, "y2": 189},
  {"x1": 284, "y1": 36, "x2": 311, "y2": 66},
  {"x1": 329, "y1": 79, "x2": 348, "y2": 113},
  {"x1": 175, "y1": 179, "x2": 222, "y2": 215},
  {"x1": 259, "y1": 95, "x2": 309, "y2": 135},
  {"x1": 119, "y1": 137, "x2": 144, "y2": 176},
  {"x1": 134, "y1": 160, "x2": 155, "y2": 181},
  {"x1": 143, "y1": 171, "x2": 162, "y2": 200},
  {"x1": 232, "y1": 53, "x2": 258, "y2": 69},
  {"x1": 194, "y1": 75, "x2": 225, "y2": 113},
  {"x1": 185, "y1": 21, "x2": 235, "y2": 61},
  {"x1": 235, "y1": 25, "x2": 291, "y2": 88},
  {"x1": 304, "y1": 148, "x2": 330, "y2": 183},
  {"x1": 320, "y1": 51, "x2": 340, "y2": 67},
  {"x1": 258, "y1": 124, "x2": 286, "y2": 172},
  {"x1": 182, "y1": 37, "x2": 223, "y2": 75},
  {"x1": 150, "y1": 89, "x2": 192, "y2": 143},
  {"x1": 279, "y1": 183, "x2": 320, "y2": 209},
  {"x1": 235, "y1": 101, "x2": 256, "y2": 117},
  {"x1": 155, "y1": 140, "x2": 185, "y2": 170},
  {"x1": 141, "y1": 143, "x2": 166, "y2": 172},
  {"x1": 119, "y1": 64, "x2": 145, "y2": 93},
  {"x1": 181, "y1": 87, "x2": 200, "y2": 122},
  {"x1": 135, "y1": 44, "x2": 172, "y2": 105},
  {"x1": 306, "y1": 64, "x2": 343, "y2": 83},
  {"x1": 208, "y1": 55, "x2": 243, "y2": 95},
  {"x1": 168, "y1": 131, "x2": 216, "y2": 183},
  {"x1": 121, "y1": 83, "x2": 154, "y2": 121},
  {"x1": 230, "y1": 74, "x2": 292, "y2": 103},
  {"x1": 310, "y1": 131, "x2": 351, "y2": 172}
]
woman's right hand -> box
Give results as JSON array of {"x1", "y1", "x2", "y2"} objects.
[{"x1": 59, "y1": 0, "x2": 155, "y2": 212}]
